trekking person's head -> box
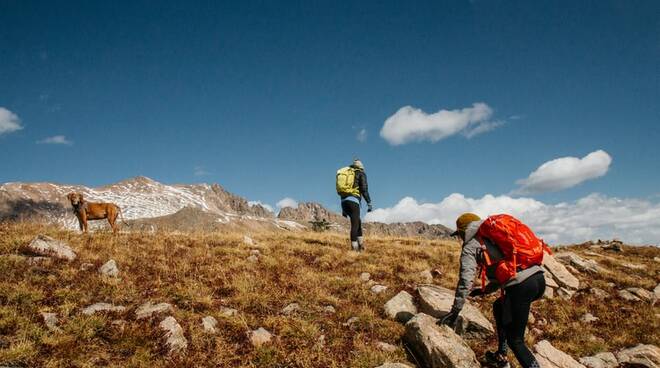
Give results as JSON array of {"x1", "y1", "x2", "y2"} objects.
[
  {"x1": 451, "y1": 213, "x2": 481, "y2": 240},
  {"x1": 352, "y1": 159, "x2": 364, "y2": 170}
]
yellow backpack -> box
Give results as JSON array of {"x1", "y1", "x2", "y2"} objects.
[{"x1": 336, "y1": 167, "x2": 360, "y2": 197}]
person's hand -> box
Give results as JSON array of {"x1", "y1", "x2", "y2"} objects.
[
  {"x1": 437, "y1": 310, "x2": 459, "y2": 327},
  {"x1": 469, "y1": 288, "x2": 485, "y2": 297},
  {"x1": 367, "y1": 204, "x2": 373, "y2": 212}
]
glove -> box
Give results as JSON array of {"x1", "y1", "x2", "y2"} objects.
[
  {"x1": 367, "y1": 204, "x2": 373, "y2": 212},
  {"x1": 437, "y1": 310, "x2": 459, "y2": 327},
  {"x1": 469, "y1": 288, "x2": 485, "y2": 297}
]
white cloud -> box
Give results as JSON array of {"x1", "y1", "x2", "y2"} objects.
[
  {"x1": 356, "y1": 128, "x2": 367, "y2": 142},
  {"x1": 0, "y1": 107, "x2": 23, "y2": 136},
  {"x1": 514, "y1": 150, "x2": 612, "y2": 194},
  {"x1": 248, "y1": 201, "x2": 274, "y2": 213},
  {"x1": 380, "y1": 102, "x2": 500, "y2": 145},
  {"x1": 194, "y1": 166, "x2": 211, "y2": 177},
  {"x1": 37, "y1": 135, "x2": 73, "y2": 145},
  {"x1": 365, "y1": 193, "x2": 660, "y2": 245},
  {"x1": 276, "y1": 197, "x2": 298, "y2": 209}
]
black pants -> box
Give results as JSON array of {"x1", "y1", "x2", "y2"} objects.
[
  {"x1": 341, "y1": 200, "x2": 362, "y2": 241},
  {"x1": 493, "y1": 271, "x2": 546, "y2": 368}
]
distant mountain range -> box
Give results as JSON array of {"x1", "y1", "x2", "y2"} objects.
[{"x1": 0, "y1": 176, "x2": 452, "y2": 238}]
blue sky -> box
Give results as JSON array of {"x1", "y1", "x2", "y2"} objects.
[{"x1": 1, "y1": 1, "x2": 659, "y2": 242}]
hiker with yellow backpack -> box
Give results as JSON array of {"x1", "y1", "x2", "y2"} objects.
[
  {"x1": 336, "y1": 159, "x2": 372, "y2": 251},
  {"x1": 439, "y1": 213, "x2": 550, "y2": 368}
]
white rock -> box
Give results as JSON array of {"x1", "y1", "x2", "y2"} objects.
[
  {"x1": 534, "y1": 340, "x2": 586, "y2": 368},
  {"x1": 360, "y1": 272, "x2": 371, "y2": 282},
  {"x1": 201, "y1": 316, "x2": 218, "y2": 334},
  {"x1": 544, "y1": 286, "x2": 555, "y2": 299},
  {"x1": 243, "y1": 235, "x2": 254, "y2": 245},
  {"x1": 248, "y1": 327, "x2": 273, "y2": 347},
  {"x1": 159, "y1": 316, "x2": 188, "y2": 354},
  {"x1": 617, "y1": 344, "x2": 660, "y2": 368},
  {"x1": 621, "y1": 262, "x2": 646, "y2": 270},
  {"x1": 626, "y1": 287, "x2": 654, "y2": 302},
  {"x1": 282, "y1": 303, "x2": 300, "y2": 315},
  {"x1": 579, "y1": 313, "x2": 599, "y2": 323},
  {"x1": 82, "y1": 303, "x2": 126, "y2": 315},
  {"x1": 543, "y1": 254, "x2": 580, "y2": 290},
  {"x1": 375, "y1": 341, "x2": 399, "y2": 352},
  {"x1": 371, "y1": 285, "x2": 388, "y2": 294},
  {"x1": 384, "y1": 290, "x2": 417, "y2": 323},
  {"x1": 557, "y1": 287, "x2": 576, "y2": 300},
  {"x1": 544, "y1": 272, "x2": 559, "y2": 288},
  {"x1": 26, "y1": 235, "x2": 76, "y2": 261},
  {"x1": 555, "y1": 252, "x2": 604, "y2": 274},
  {"x1": 247, "y1": 255, "x2": 259, "y2": 263},
  {"x1": 98, "y1": 260, "x2": 119, "y2": 277},
  {"x1": 343, "y1": 316, "x2": 360, "y2": 327},
  {"x1": 41, "y1": 312, "x2": 62, "y2": 333},
  {"x1": 80, "y1": 262, "x2": 94, "y2": 271},
  {"x1": 135, "y1": 302, "x2": 173, "y2": 319},
  {"x1": 589, "y1": 288, "x2": 609, "y2": 299},
  {"x1": 403, "y1": 313, "x2": 480, "y2": 368},
  {"x1": 618, "y1": 289, "x2": 642, "y2": 302},
  {"x1": 249, "y1": 249, "x2": 261, "y2": 256},
  {"x1": 219, "y1": 307, "x2": 238, "y2": 317},
  {"x1": 417, "y1": 285, "x2": 494, "y2": 338},
  {"x1": 579, "y1": 352, "x2": 617, "y2": 368},
  {"x1": 322, "y1": 305, "x2": 336, "y2": 314}
]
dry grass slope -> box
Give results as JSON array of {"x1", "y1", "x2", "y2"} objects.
[{"x1": 0, "y1": 222, "x2": 658, "y2": 367}]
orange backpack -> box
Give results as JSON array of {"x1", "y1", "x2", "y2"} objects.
[{"x1": 476, "y1": 214, "x2": 551, "y2": 287}]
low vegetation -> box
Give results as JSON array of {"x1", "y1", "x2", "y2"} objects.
[{"x1": 0, "y1": 222, "x2": 658, "y2": 367}]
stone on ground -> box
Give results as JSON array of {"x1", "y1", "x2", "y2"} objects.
[
  {"x1": 249, "y1": 327, "x2": 273, "y2": 347},
  {"x1": 135, "y1": 302, "x2": 174, "y2": 319},
  {"x1": 579, "y1": 313, "x2": 599, "y2": 323},
  {"x1": 616, "y1": 344, "x2": 660, "y2": 368},
  {"x1": 98, "y1": 259, "x2": 119, "y2": 277},
  {"x1": 41, "y1": 312, "x2": 62, "y2": 333},
  {"x1": 589, "y1": 288, "x2": 609, "y2": 299},
  {"x1": 243, "y1": 235, "x2": 254, "y2": 245},
  {"x1": 360, "y1": 272, "x2": 371, "y2": 282},
  {"x1": 384, "y1": 290, "x2": 417, "y2": 323},
  {"x1": 654, "y1": 283, "x2": 660, "y2": 300},
  {"x1": 417, "y1": 285, "x2": 494, "y2": 338},
  {"x1": 82, "y1": 303, "x2": 126, "y2": 315},
  {"x1": 26, "y1": 235, "x2": 76, "y2": 261},
  {"x1": 371, "y1": 284, "x2": 388, "y2": 294},
  {"x1": 555, "y1": 252, "x2": 604, "y2": 274},
  {"x1": 625, "y1": 287, "x2": 654, "y2": 302},
  {"x1": 247, "y1": 255, "x2": 259, "y2": 263},
  {"x1": 322, "y1": 305, "x2": 336, "y2": 314},
  {"x1": 579, "y1": 352, "x2": 618, "y2": 368},
  {"x1": 543, "y1": 254, "x2": 580, "y2": 290},
  {"x1": 375, "y1": 363, "x2": 413, "y2": 368},
  {"x1": 403, "y1": 313, "x2": 480, "y2": 368},
  {"x1": 534, "y1": 340, "x2": 586, "y2": 368},
  {"x1": 159, "y1": 316, "x2": 188, "y2": 354},
  {"x1": 80, "y1": 262, "x2": 94, "y2": 271},
  {"x1": 219, "y1": 307, "x2": 238, "y2": 317},
  {"x1": 618, "y1": 289, "x2": 642, "y2": 302},
  {"x1": 201, "y1": 316, "x2": 218, "y2": 334},
  {"x1": 375, "y1": 341, "x2": 398, "y2": 352},
  {"x1": 282, "y1": 303, "x2": 300, "y2": 315}
]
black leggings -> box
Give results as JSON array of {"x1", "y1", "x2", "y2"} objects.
[
  {"x1": 493, "y1": 271, "x2": 546, "y2": 368},
  {"x1": 341, "y1": 200, "x2": 362, "y2": 241}
]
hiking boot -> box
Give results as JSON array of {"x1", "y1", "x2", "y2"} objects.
[{"x1": 484, "y1": 351, "x2": 510, "y2": 368}]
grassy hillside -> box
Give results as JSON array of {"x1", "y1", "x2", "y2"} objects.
[{"x1": 0, "y1": 223, "x2": 658, "y2": 367}]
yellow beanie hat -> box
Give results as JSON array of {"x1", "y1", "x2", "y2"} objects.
[{"x1": 451, "y1": 213, "x2": 481, "y2": 237}]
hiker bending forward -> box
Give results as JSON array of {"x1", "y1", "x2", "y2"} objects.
[
  {"x1": 440, "y1": 213, "x2": 546, "y2": 368},
  {"x1": 336, "y1": 159, "x2": 372, "y2": 251}
]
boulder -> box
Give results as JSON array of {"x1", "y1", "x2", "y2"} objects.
[
  {"x1": 248, "y1": 327, "x2": 273, "y2": 347},
  {"x1": 135, "y1": 302, "x2": 173, "y2": 319},
  {"x1": 543, "y1": 254, "x2": 580, "y2": 290},
  {"x1": 159, "y1": 316, "x2": 188, "y2": 354},
  {"x1": 26, "y1": 235, "x2": 76, "y2": 261},
  {"x1": 41, "y1": 312, "x2": 62, "y2": 333},
  {"x1": 371, "y1": 285, "x2": 388, "y2": 294},
  {"x1": 201, "y1": 316, "x2": 218, "y2": 334},
  {"x1": 384, "y1": 291, "x2": 417, "y2": 323},
  {"x1": 534, "y1": 340, "x2": 586, "y2": 368},
  {"x1": 417, "y1": 285, "x2": 494, "y2": 338},
  {"x1": 82, "y1": 303, "x2": 126, "y2": 315},
  {"x1": 403, "y1": 313, "x2": 480, "y2": 368},
  {"x1": 555, "y1": 252, "x2": 604, "y2": 274},
  {"x1": 616, "y1": 344, "x2": 660, "y2": 368},
  {"x1": 579, "y1": 352, "x2": 617, "y2": 368},
  {"x1": 99, "y1": 260, "x2": 119, "y2": 277}
]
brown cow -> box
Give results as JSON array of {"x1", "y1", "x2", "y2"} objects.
[{"x1": 67, "y1": 192, "x2": 124, "y2": 233}]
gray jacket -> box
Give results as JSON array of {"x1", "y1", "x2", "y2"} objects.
[{"x1": 450, "y1": 220, "x2": 543, "y2": 313}]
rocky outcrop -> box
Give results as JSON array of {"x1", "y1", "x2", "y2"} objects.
[
  {"x1": 543, "y1": 253, "x2": 580, "y2": 293},
  {"x1": 555, "y1": 252, "x2": 604, "y2": 274},
  {"x1": 616, "y1": 344, "x2": 660, "y2": 368},
  {"x1": 417, "y1": 285, "x2": 494, "y2": 338},
  {"x1": 403, "y1": 313, "x2": 480, "y2": 368},
  {"x1": 25, "y1": 235, "x2": 76, "y2": 261},
  {"x1": 364, "y1": 221, "x2": 453, "y2": 239},
  {"x1": 159, "y1": 316, "x2": 188, "y2": 354},
  {"x1": 384, "y1": 291, "x2": 417, "y2": 323},
  {"x1": 277, "y1": 202, "x2": 347, "y2": 224},
  {"x1": 534, "y1": 340, "x2": 585, "y2": 368},
  {"x1": 579, "y1": 352, "x2": 618, "y2": 368}
]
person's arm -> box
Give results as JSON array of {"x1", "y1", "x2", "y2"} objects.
[
  {"x1": 358, "y1": 171, "x2": 372, "y2": 208},
  {"x1": 440, "y1": 239, "x2": 479, "y2": 326}
]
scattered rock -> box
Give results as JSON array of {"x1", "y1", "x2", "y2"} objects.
[
  {"x1": 25, "y1": 235, "x2": 76, "y2": 261},
  {"x1": 41, "y1": 312, "x2": 62, "y2": 333},
  {"x1": 579, "y1": 352, "x2": 618, "y2": 368},
  {"x1": 654, "y1": 284, "x2": 660, "y2": 301},
  {"x1": 544, "y1": 272, "x2": 559, "y2": 288},
  {"x1": 80, "y1": 262, "x2": 94, "y2": 271},
  {"x1": 322, "y1": 305, "x2": 336, "y2": 314},
  {"x1": 135, "y1": 302, "x2": 174, "y2": 319},
  {"x1": 418, "y1": 269, "x2": 434, "y2": 283},
  {"x1": 403, "y1": 313, "x2": 480, "y2": 368},
  {"x1": 417, "y1": 285, "x2": 494, "y2": 338},
  {"x1": 555, "y1": 252, "x2": 604, "y2": 274},
  {"x1": 544, "y1": 287, "x2": 555, "y2": 299},
  {"x1": 534, "y1": 339, "x2": 586, "y2": 368},
  {"x1": 159, "y1": 316, "x2": 188, "y2": 354},
  {"x1": 82, "y1": 303, "x2": 126, "y2": 315},
  {"x1": 98, "y1": 260, "x2": 119, "y2": 277},
  {"x1": 589, "y1": 288, "x2": 609, "y2": 299},
  {"x1": 249, "y1": 249, "x2": 261, "y2": 256},
  {"x1": 618, "y1": 290, "x2": 642, "y2": 302},
  {"x1": 201, "y1": 316, "x2": 218, "y2": 334},
  {"x1": 621, "y1": 262, "x2": 646, "y2": 271},
  {"x1": 243, "y1": 235, "x2": 254, "y2": 245},
  {"x1": 282, "y1": 303, "x2": 300, "y2": 315},
  {"x1": 579, "y1": 313, "x2": 599, "y2": 323},
  {"x1": 616, "y1": 344, "x2": 660, "y2": 368},
  {"x1": 376, "y1": 341, "x2": 399, "y2": 352},
  {"x1": 360, "y1": 272, "x2": 371, "y2": 282},
  {"x1": 557, "y1": 287, "x2": 576, "y2": 300},
  {"x1": 247, "y1": 255, "x2": 259, "y2": 263},
  {"x1": 248, "y1": 327, "x2": 273, "y2": 347},
  {"x1": 625, "y1": 287, "x2": 654, "y2": 302},
  {"x1": 384, "y1": 290, "x2": 417, "y2": 323},
  {"x1": 343, "y1": 316, "x2": 360, "y2": 327},
  {"x1": 219, "y1": 307, "x2": 238, "y2": 317},
  {"x1": 543, "y1": 254, "x2": 580, "y2": 290},
  {"x1": 371, "y1": 285, "x2": 388, "y2": 294},
  {"x1": 375, "y1": 363, "x2": 413, "y2": 368}
]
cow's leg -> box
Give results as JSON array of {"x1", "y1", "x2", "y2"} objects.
[
  {"x1": 81, "y1": 213, "x2": 88, "y2": 233},
  {"x1": 77, "y1": 217, "x2": 84, "y2": 232},
  {"x1": 108, "y1": 210, "x2": 118, "y2": 233}
]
